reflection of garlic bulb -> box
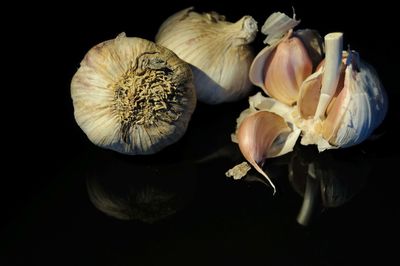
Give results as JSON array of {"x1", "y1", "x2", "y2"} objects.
[
  {"x1": 71, "y1": 33, "x2": 196, "y2": 155},
  {"x1": 156, "y1": 7, "x2": 257, "y2": 104},
  {"x1": 228, "y1": 13, "x2": 387, "y2": 192}
]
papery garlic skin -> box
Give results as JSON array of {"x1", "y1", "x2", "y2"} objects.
[
  {"x1": 156, "y1": 7, "x2": 257, "y2": 104},
  {"x1": 71, "y1": 33, "x2": 196, "y2": 155}
]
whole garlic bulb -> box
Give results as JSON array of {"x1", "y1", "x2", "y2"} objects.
[
  {"x1": 227, "y1": 13, "x2": 387, "y2": 192},
  {"x1": 155, "y1": 7, "x2": 258, "y2": 104},
  {"x1": 71, "y1": 33, "x2": 196, "y2": 155}
]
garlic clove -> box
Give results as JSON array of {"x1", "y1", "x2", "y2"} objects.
[
  {"x1": 237, "y1": 111, "x2": 291, "y2": 193},
  {"x1": 156, "y1": 8, "x2": 257, "y2": 104},
  {"x1": 249, "y1": 14, "x2": 321, "y2": 106},
  {"x1": 264, "y1": 35, "x2": 313, "y2": 105},
  {"x1": 231, "y1": 92, "x2": 299, "y2": 143},
  {"x1": 249, "y1": 12, "x2": 300, "y2": 94},
  {"x1": 248, "y1": 41, "x2": 281, "y2": 92},
  {"x1": 71, "y1": 33, "x2": 196, "y2": 155},
  {"x1": 294, "y1": 29, "x2": 324, "y2": 70},
  {"x1": 298, "y1": 68, "x2": 323, "y2": 119},
  {"x1": 234, "y1": 109, "x2": 301, "y2": 194}
]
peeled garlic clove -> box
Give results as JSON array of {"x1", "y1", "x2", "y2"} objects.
[
  {"x1": 155, "y1": 7, "x2": 257, "y2": 104},
  {"x1": 236, "y1": 111, "x2": 300, "y2": 193},
  {"x1": 71, "y1": 33, "x2": 196, "y2": 155}
]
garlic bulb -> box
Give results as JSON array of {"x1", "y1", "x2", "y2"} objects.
[
  {"x1": 227, "y1": 12, "x2": 387, "y2": 191},
  {"x1": 71, "y1": 33, "x2": 196, "y2": 155},
  {"x1": 155, "y1": 7, "x2": 257, "y2": 104}
]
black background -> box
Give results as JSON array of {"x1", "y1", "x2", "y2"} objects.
[{"x1": 3, "y1": 0, "x2": 400, "y2": 265}]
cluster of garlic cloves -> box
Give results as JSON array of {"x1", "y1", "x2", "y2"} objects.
[{"x1": 228, "y1": 12, "x2": 387, "y2": 192}]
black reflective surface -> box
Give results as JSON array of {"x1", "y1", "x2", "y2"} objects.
[{"x1": 4, "y1": 1, "x2": 399, "y2": 265}]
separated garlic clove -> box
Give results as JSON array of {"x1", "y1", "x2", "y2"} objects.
[
  {"x1": 155, "y1": 7, "x2": 257, "y2": 104},
  {"x1": 227, "y1": 93, "x2": 302, "y2": 192},
  {"x1": 236, "y1": 111, "x2": 292, "y2": 194},
  {"x1": 71, "y1": 33, "x2": 196, "y2": 155}
]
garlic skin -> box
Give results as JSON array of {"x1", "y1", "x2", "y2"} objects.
[
  {"x1": 156, "y1": 7, "x2": 257, "y2": 104},
  {"x1": 71, "y1": 33, "x2": 196, "y2": 155}
]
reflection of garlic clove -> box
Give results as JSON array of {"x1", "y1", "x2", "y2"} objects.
[
  {"x1": 71, "y1": 33, "x2": 196, "y2": 155},
  {"x1": 289, "y1": 145, "x2": 368, "y2": 225},
  {"x1": 156, "y1": 7, "x2": 257, "y2": 104}
]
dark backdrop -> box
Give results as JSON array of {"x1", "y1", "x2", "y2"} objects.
[{"x1": 3, "y1": 1, "x2": 399, "y2": 265}]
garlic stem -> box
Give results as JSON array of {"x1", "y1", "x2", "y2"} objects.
[
  {"x1": 314, "y1": 32, "x2": 343, "y2": 119},
  {"x1": 234, "y1": 16, "x2": 258, "y2": 45}
]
